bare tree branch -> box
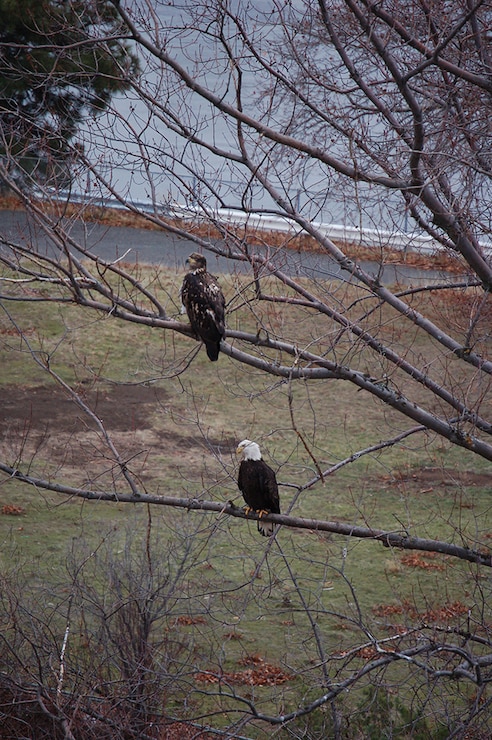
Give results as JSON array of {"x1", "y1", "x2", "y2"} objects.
[{"x1": 1, "y1": 462, "x2": 489, "y2": 567}]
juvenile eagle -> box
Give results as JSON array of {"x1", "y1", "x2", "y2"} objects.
[
  {"x1": 181, "y1": 252, "x2": 226, "y2": 361},
  {"x1": 236, "y1": 439, "x2": 280, "y2": 537}
]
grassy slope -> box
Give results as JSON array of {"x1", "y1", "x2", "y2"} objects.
[{"x1": 0, "y1": 256, "x2": 491, "y2": 735}]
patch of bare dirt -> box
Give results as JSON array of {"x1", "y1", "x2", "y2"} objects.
[
  {"x1": 0, "y1": 384, "x2": 236, "y2": 483},
  {"x1": 0, "y1": 384, "x2": 170, "y2": 480},
  {"x1": 0, "y1": 383, "x2": 169, "y2": 434},
  {"x1": 382, "y1": 466, "x2": 491, "y2": 490}
]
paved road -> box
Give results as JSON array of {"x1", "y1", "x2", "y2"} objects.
[
  {"x1": 0, "y1": 208, "x2": 199, "y2": 270},
  {"x1": 0, "y1": 208, "x2": 468, "y2": 286}
]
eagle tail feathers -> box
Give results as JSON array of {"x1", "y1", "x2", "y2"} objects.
[
  {"x1": 205, "y1": 341, "x2": 221, "y2": 361},
  {"x1": 257, "y1": 520, "x2": 275, "y2": 537}
]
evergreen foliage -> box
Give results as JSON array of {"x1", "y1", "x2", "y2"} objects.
[{"x1": 0, "y1": 0, "x2": 139, "y2": 187}]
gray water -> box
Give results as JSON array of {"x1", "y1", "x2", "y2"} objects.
[{"x1": 72, "y1": 0, "x2": 409, "y2": 233}]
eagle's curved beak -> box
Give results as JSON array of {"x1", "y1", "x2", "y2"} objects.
[{"x1": 236, "y1": 445, "x2": 243, "y2": 455}]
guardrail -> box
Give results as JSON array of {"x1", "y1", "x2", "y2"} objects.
[
  {"x1": 169, "y1": 204, "x2": 439, "y2": 254},
  {"x1": 50, "y1": 191, "x2": 492, "y2": 256}
]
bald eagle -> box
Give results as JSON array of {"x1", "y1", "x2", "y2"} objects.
[
  {"x1": 181, "y1": 252, "x2": 226, "y2": 361},
  {"x1": 236, "y1": 439, "x2": 280, "y2": 537}
]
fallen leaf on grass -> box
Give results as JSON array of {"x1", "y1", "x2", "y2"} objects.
[
  {"x1": 195, "y1": 655, "x2": 294, "y2": 686},
  {"x1": 174, "y1": 615, "x2": 207, "y2": 626},
  {"x1": 400, "y1": 553, "x2": 445, "y2": 571},
  {"x1": 373, "y1": 599, "x2": 470, "y2": 623},
  {"x1": 1, "y1": 504, "x2": 26, "y2": 516}
]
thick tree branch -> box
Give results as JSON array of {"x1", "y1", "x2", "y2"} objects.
[{"x1": 1, "y1": 463, "x2": 490, "y2": 567}]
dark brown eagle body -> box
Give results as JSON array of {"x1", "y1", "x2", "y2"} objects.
[
  {"x1": 236, "y1": 439, "x2": 280, "y2": 537},
  {"x1": 181, "y1": 253, "x2": 226, "y2": 361}
]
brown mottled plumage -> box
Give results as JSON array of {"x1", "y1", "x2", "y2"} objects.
[{"x1": 181, "y1": 253, "x2": 225, "y2": 361}]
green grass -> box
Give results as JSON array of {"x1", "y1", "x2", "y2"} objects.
[{"x1": 1, "y1": 262, "x2": 491, "y2": 737}]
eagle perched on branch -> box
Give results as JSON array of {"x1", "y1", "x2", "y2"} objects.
[
  {"x1": 181, "y1": 252, "x2": 226, "y2": 361},
  {"x1": 236, "y1": 439, "x2": 280, "y2": 537}
]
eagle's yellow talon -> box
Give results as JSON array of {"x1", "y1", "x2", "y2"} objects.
[{"x1": 257, "y1": 509, "x2": 270, "y2": 519}]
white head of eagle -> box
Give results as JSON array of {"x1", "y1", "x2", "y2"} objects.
[
  {"x1": 236, "y1": 439, "x2": 280, "y2": 537},
  {"x1": 181, "y1": 252, "x2": 226, "y2": 361}
]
